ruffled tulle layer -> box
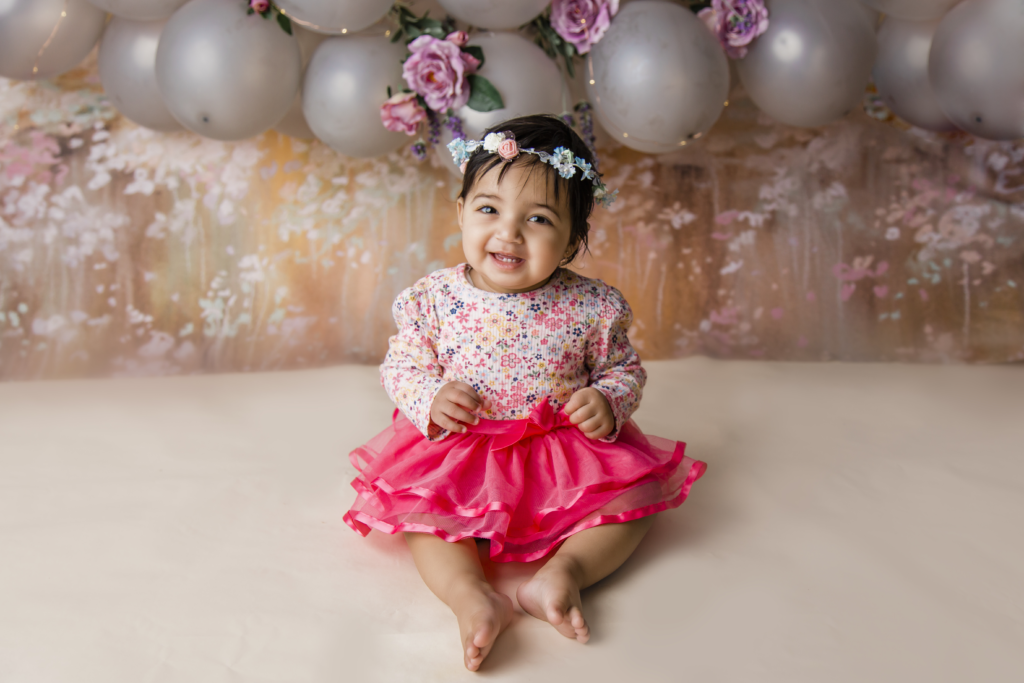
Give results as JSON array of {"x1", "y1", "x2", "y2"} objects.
[{"x1": 343, "y1": 399, "x2": 706, "y2": 562}]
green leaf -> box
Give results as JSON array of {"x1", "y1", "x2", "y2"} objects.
[
  {"x1": 387, "y1": 85, "x2": 393, "y2": 98},
  {"x1": 247, "y1": 8, "x2": 254, "y2": 15},
  {"x1": 463, "y1": 46, "x2": 484, "y2": 69},
  {"x1": 466, "y1": 75, "x2": 504, "y2": 112},
  {"x1": 276, "y1": 12, "x2": 292, "y2": 35},
  {"x1": 390, "y1": 28, "x2": 404, "y2": 43},
  {"x1": 564, "y1": 55, "x2": 575, "y2": 79}
]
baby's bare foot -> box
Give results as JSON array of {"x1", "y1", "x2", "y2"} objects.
[
  {"x1": 516, "y1": 559, "x2": 590, "y2": 643},
  {"x1": 452, "y1": 581, "x2": 514, "y2": 671}
]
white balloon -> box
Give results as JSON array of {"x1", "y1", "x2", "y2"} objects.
[
  {"x1": 872, "y1": 17, "x2": 954, "y2": 131},
  {"x1": 455, "y1": 32, "x2": 568, "y2": 140},
  {"x1": 275, "y1": 0, "x2": 392, "y2": 35},
  {"x1": 86, "y1": 0, "x2": 187, "y2": 21},
  {"x1": 437, "y1": 0, "x2": 550, "y2": 30},
  {"x1": 0, "y1": 0, "x2": 107, "y2": 81},
  {"x1": 929, "y1": 0, "x2": 1024, "y2": 140},
  {"x1": 273, "y1": 26, "x2": 327, "y2": 140},
  {"x1": 857, "y1": 0, "x2": 961, "y2": 21},
  {"x1": 737, "y1": 0, "x2": 877, "y2": 128},
  {"x1": 99, "y1": 18, "x2": 182, "y2": 132},
  {"x1": 156, "y1": 0, "x2": 302, "y2": 141},
  {"x1": 302, "y1": 35, "x2": 408, "y2": 157},
  {"x1": 585, "y1": 1, "x2": 728, "y2": 154}
]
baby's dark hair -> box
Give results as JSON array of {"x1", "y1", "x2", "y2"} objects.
[{"x1": 458, "y1": 114, "x2": 597, "y2": 266}]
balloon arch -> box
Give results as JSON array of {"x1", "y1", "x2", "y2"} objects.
[{"x1": 1, "y1": 0, "x2": 1022, "y2": 164}]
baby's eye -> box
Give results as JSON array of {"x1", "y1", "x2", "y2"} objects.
[
  {"x1": 478, "y1": 206, "x2": 497, "y2": 215},
  {"x1": 528, "y1": 215, "x2": 550, "y2": 224}
]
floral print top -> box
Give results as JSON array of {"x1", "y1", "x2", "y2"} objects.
[{"x1": 380, "y1": 263, "x2": 646, "y2": 443}]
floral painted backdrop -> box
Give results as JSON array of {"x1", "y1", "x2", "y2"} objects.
[{"x1": 1, "y1": 55, "x2": 1023, "y2": 381}]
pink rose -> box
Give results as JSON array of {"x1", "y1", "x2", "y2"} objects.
[
  {"x1": 550, "y1": 0, "x2": 619, "y2": 55},
  {"x1": 445, "y1": 30, "x2": 469, "y2": 47},
  {"x1": 698, "y1": 0, "x2": 770, "y2": 59},
  {"x1": 496, "y1": 138, "x2": 519, "y2": 160},
  {"x1": 249, "y1": 0, "x2": 269, "y2": 12},
  {"x1": 402, "y1": 35, "x2": 480, "y2": 112},
  {"x1": 380, "y1": 91, "x2": 427, "y2": 135}
]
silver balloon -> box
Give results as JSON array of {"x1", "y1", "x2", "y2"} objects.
[
  {"x1": 86, "y1": 0, "x2": 187, "y2": 21},
  {"x1": 873, "y1": 17, "x2": 954, "y2": 132},
  {"x1": 929, "y1": 0, "x2": 1024, "y2": 141},
  {"x1": 736, "y1": 0, "x2": 877, "y2": 128},
  {"x1": 98, "y1": 18, "x2": 182, "y2": 132},
  {"x1": 275, "y1": 0, "x2": 392, "y2": 35},
  {"x1": 858, "y1": 0, "x2": 961, "y2": 21},
  {"x1": 302, "y1": 35, "x2": 408, "y2": 157},
  {"x1": 584, "y1": 1, "x2": 728, "y2": 153},
  {"x1": 457, "y1": 32, "x2": 568, "y2": 140},
  {"x1": 273, "y1": 26, "x2": 327, "y2": 140},
  {"x1": 437, "y1": 0, "x2": 550, "y2": 30},
  {"x1": 0, "y1": 0, "x2": 107, "y2": 81},
  {"x1": 155, "y1": 0, "x2": 301, "y2": 141}
]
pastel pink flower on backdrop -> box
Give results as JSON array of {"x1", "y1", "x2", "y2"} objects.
[
  {"x1": 249, "y1": 0, "x2": 269, "y2": 12},
  {"x1": 550, "y1": 0, "x2": 620, "y2": 55},
  {"x1": 497, "y1": 138, "x2": 519, "y2": 160},
  {"x1": 698, "y1": 0, "x2": 769, "y2": 59},
  {"x1": 380, "y1": 92, "x2": 428, "y2": 135},
  {"x1": 402, "y1": 35, "x2": 480, "y2": 112}
]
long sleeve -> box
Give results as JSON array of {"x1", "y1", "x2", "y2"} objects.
[
  {"x1": 586, "y1": 286, "x2": 647, "y2": 442},
  {"x1": 379, "y1": 284, "x2": 450, "y2": 441}
]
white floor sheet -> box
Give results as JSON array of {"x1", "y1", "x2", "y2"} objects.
[{"x1": 1, "y1": 358, "x2": 1022, "y2": 682}]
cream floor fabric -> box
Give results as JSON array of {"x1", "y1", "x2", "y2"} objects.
[{"x1": 1, "y1": 359, "x2": 1022, "y2": 682}]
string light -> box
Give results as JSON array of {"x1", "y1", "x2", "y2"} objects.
[{"x1": 33, "y1": 0, "x2": 69, "y2": 76}]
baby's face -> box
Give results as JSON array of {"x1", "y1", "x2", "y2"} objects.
[{"x1": 457, "y1": 161, "x2": 574, "y2": 294}]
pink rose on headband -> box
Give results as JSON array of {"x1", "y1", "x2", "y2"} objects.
[
  {"x1": 380, "y1": 92, "x2": 427, "y2": 135},
  {"x1": 249, "y1": 0, "x2": 269, "y2": 12},
  {"x1": 497, "y1": 138, "x2": 519, "y2": 160},
  {"x1": 550, "y1": 0, "x2": 619, "y2": 55},
  {"x1": 402, "y1": 35, "x2": 480, "y2": 112}
]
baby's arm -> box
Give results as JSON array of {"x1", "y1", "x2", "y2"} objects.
[
  {"x1": 380, "y1": 284, "x2": 451, "y2": 441},
  {"x1": 583, "y1": 286, "x2": 647, "y2": 442}
]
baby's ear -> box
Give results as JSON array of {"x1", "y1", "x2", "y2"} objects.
[{"x1": 456, "y1": 197, "x2": 465, "y2": 229}]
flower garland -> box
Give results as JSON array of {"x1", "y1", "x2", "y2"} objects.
[
  {"x1": 379, "y1": 3, "x2": 504, "y2": 158},
  {"x1": 247, "y1": 0, "x2": 292, "y2": 35}
]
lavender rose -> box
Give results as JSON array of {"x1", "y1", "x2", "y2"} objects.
[
  {"x1": 402, "y1": 35, "x2": 481, "y2": 112},
  {"x1": 380, "y1": 92, "x2": 427, "y2": 136},
  {"x1": 550, "y1": 0, "x2": 620, "y2": 55},
  {"x1": 249, "y1": 0, "x2": 269, "y2": 12},
  {"x1": 698, "y1": 0, "x2": 769, "y2": 60}
]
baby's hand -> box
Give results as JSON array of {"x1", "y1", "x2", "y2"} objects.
[
  {"x1": 564, "y1": 387, "x2": 615, "y2": 440},
  {"x1": 430, "y1": 381, "x2": 491, "y2": 435}
]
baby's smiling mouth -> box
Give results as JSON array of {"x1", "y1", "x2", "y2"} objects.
[{"x1": 490, "y1": 252, "x2": 524, "y2": 264}]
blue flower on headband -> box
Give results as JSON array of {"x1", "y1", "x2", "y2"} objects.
[
  {"x1": 550, "y1": 147, "x2": 577, "y2": 179},
  {"x1": 576, "y1": 157, "x2": 594, "y2": 181},
  {"x1": 448, "y1": 138, "x2": 469, "y2": 166}
]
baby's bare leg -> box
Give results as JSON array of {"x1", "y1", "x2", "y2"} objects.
[
  {"x1": 404, "y1": 533, "x2": 513, "y2": 671},
  {"x1": 515, "y1": 515, "x2": 656, "y2": 643}
]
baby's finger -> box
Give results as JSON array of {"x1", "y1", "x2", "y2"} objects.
[
  {"x1": 436, "y1": 413, "x2": 468, "y2": 434},
  {"x1": 563, "y1": 391, "x2": 585, "y2": 415},
  {"x1": 568, "y1": 403, "x2": 596, "y2": 425},
  {"x1": 580, "y1": 416, "x2": 612, "y2": 439},
  {"x1": 443, "y1": 403, "x2": 479, "y2": 426},
  {"x1": 451, "y1": 387, "x2": 485, "y2": 412}
]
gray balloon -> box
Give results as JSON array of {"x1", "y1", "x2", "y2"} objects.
[
  {"x1": 302, "y1": 35, "x2": 408, "y2": 157},
  {"x1": 86, "y1": 0, "x2": 187, "y2": 21},
  {"x1": 456, "y1": 32, "x2": 568, "y2": 140},
  {"x1": 274, "y1": 26, "x2": 327, "y2": 140},
  {"x1": 275, "y1": 0, "x2": 392, "y2": 35},
  {"x1": 156, "y1": 0, "x2": 301, "y2": 141},
  {"x1": 0, "y1": 0, "x2": 107, "y2": 81},
  {"x1": 858, "y1": 0, "x2": 961, "y2": 21},
  {"x1": 437, "y1": 0, "x2": 550, "y2": 30},
  {"x1": 737, "y1": 0, "x2": 877, "y2": 128},
  {"x1": 929, "y1": 0, "x2": 1024, "y2": 141},
  {"x1": 98, "y1": 18, "x2": 182, "y2": 132},
  {"x1": 584, "y1": 1, "x2": 728, "y2": 154},
  {"x1": 873, "y1": 17, "x2": 954, "y2": 132}
]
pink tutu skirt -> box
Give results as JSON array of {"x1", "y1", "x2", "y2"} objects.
[{"x1": 343, "y1": 398, "x2": 706, "y2": 562}]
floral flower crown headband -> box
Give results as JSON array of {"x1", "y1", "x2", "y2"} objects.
[{"x1": 447, "y1": 132, "x2": 618, "y2": 208}]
